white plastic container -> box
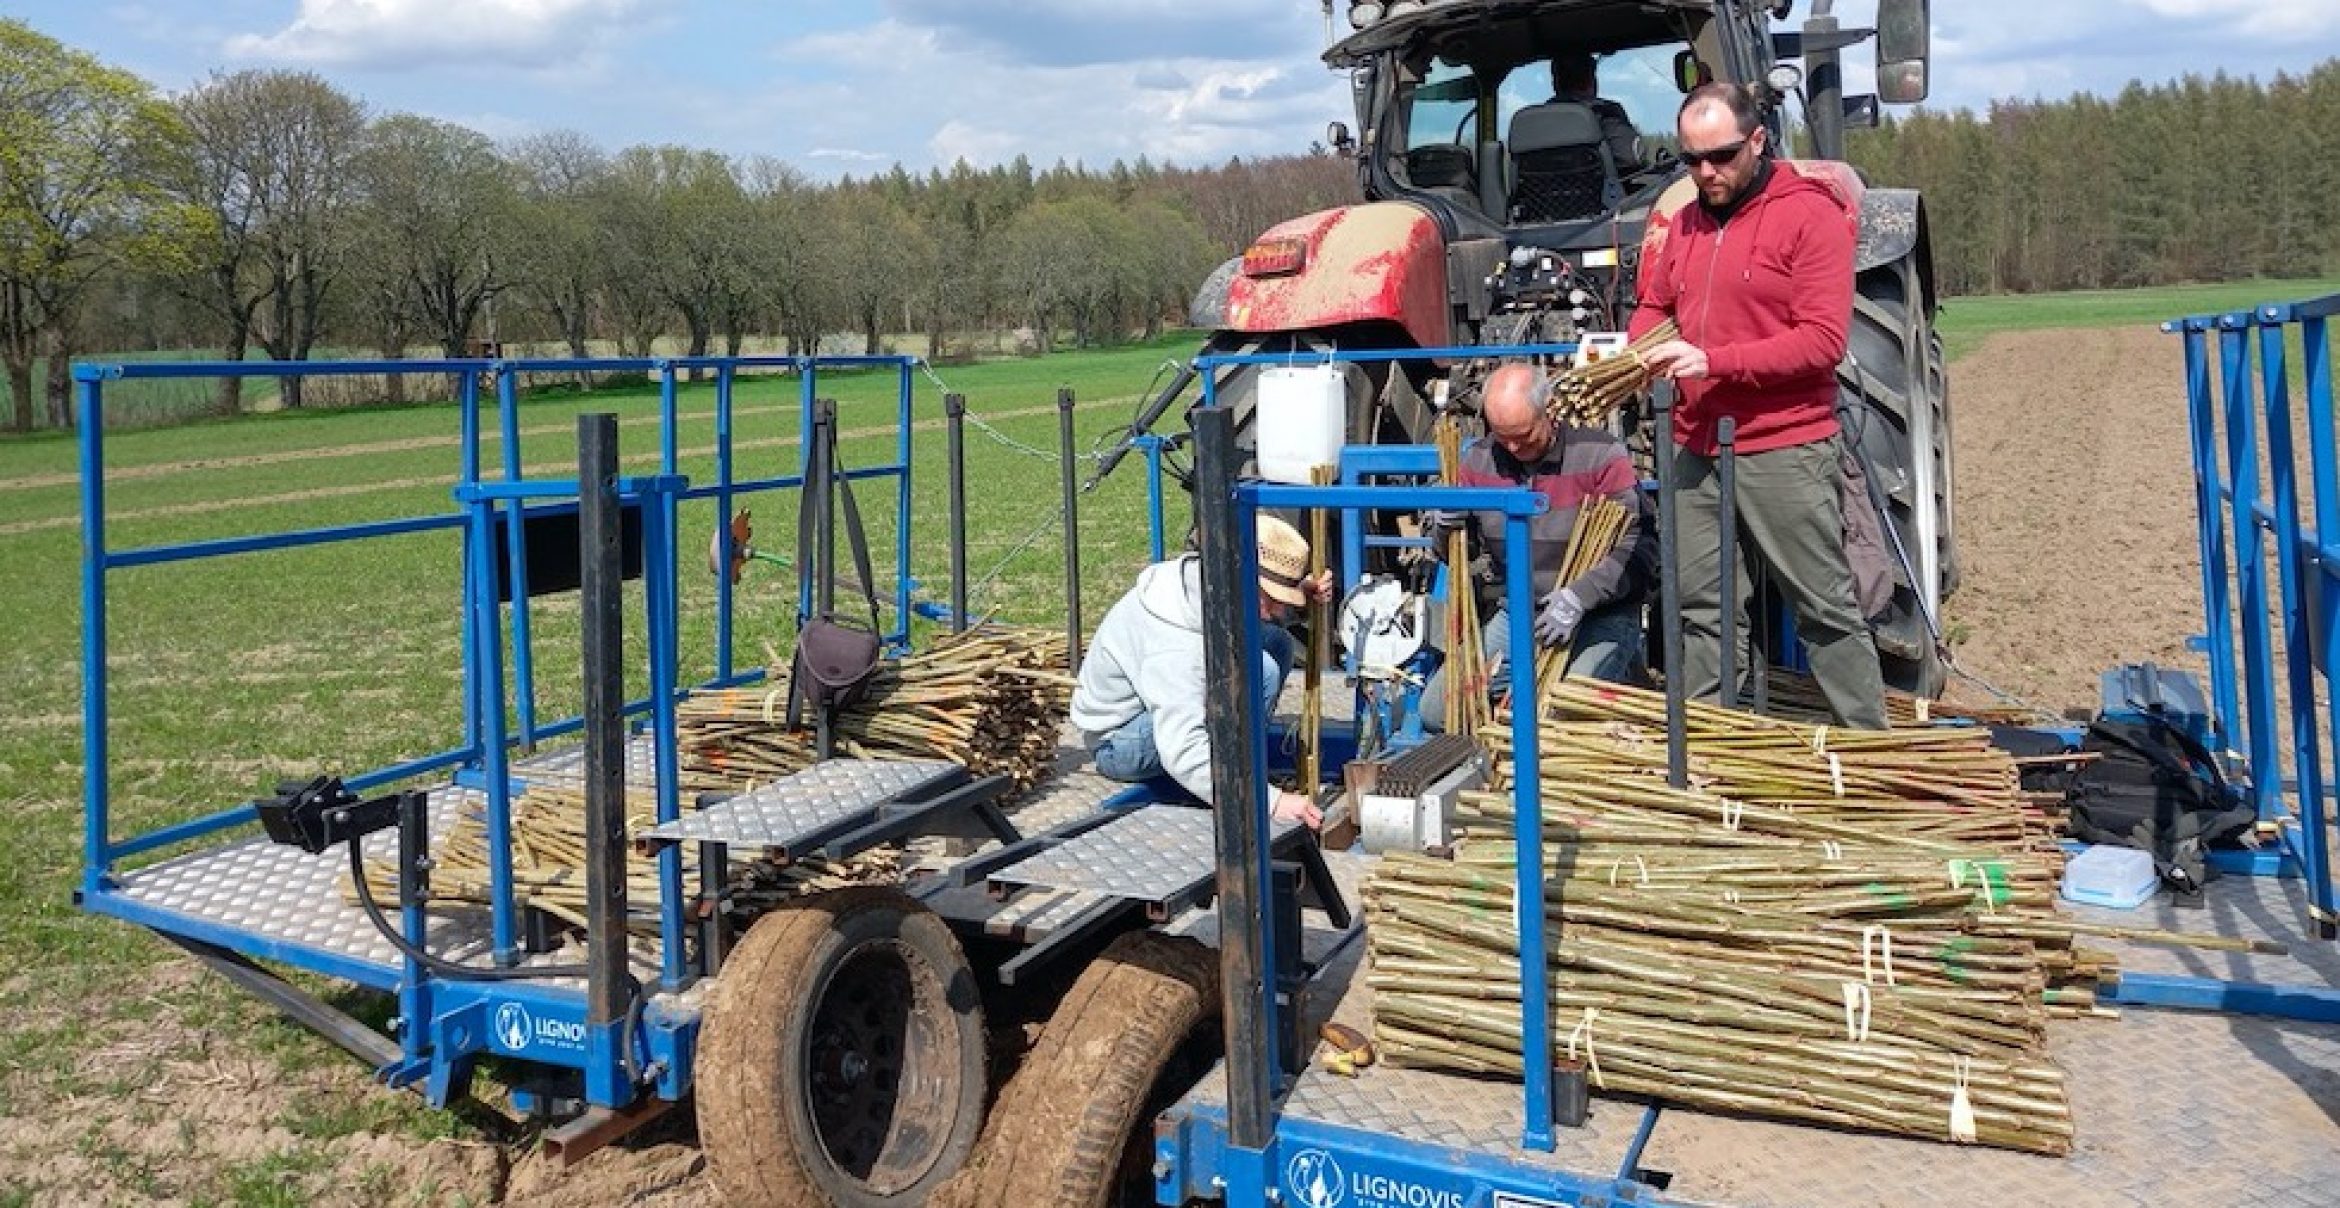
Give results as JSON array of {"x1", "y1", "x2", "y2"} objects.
[
  {"x1": 2060, "y1": 844, "x2": 2160, "y2": 910},
  {"x1": 1255, "y1": 365, "x2": 1347, "y2": 484}
]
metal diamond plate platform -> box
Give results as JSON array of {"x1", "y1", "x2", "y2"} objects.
[
  {"x1": 984, "y1": 803, "x2": 1297, "y2": 906},
  {"x1": 113, "y1": 777, "x2": 660, "y2": 984},
  {"x1": 1644, "y1": 1008, "x2": 2340, "y2": 1207},
  {"x1": 2072, "y1": 867, "x2": 2340, "y2": 988},
  {"x1": 1168, "y1": 850, "x2": 2340, "y2": 1206},
  {"x1": 637, "y1": 757, "x2": 959, "y2": 849}
]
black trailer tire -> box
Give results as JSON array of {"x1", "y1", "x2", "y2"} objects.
[
  {"x1": 1839, "y1": 259, "x2": 1955, "y2": 697},
  {"x1": 698, "y1": 886, "x2": 988, "y2": 1208},
  {"x1": 933, "y1": 930, "x2": 1220, "y2": 1208}
]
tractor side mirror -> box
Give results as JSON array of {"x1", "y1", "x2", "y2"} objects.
[
  {"x1": 1842, "y1": 94, "x2": 1881, "y2": 129},
  {"x1": 1671, "y1": 50, "x2": 1712, "y2": 94},
  {"x1": 1327, "y1": 121, "x2": 1356, "y2": 157},
  {"x1": 1874, "y1": 0, "x2": 1930, "y2": 103}
]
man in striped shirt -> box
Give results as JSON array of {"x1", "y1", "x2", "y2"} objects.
[{"x1": 1421, "y1": 362, "x2": 1656, "y2": 723}]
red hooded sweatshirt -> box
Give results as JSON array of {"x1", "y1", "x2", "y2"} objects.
[{"x1": 1626, "y1": 162, "x2": 1855, "y2": 456}]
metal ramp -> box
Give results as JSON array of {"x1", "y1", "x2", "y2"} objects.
[
  {"x1": 635, "y1": 757, "x2": 1009, "y2": 862},
  {"x1": 977, "y1": 803, "x2": 1351, "y2": 928},
  {"x1": 110, "y1": 740, "x2": 680, "y2": 987}
]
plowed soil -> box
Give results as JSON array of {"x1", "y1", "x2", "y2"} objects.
[
  {"x1": 0, "y1": 324, "x2": 2201, "y2": 1205},
  {"x1": 1936, "y1": 324, "x2": 2206, "y2": 716}
]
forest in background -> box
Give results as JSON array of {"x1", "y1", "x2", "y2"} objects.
[{"x1": 7, "y1": 14, "x2": 2335, "y2": 432}]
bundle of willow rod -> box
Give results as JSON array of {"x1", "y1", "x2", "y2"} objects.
[
  {"x1": 1364, "y1": 848, "x2": 2078, "y2": 1154},
  {"x1": 1544, "y1": 318, "x2": 1679, "y2": 427},
  {"x1": 1438, "y1": 417, "x2": 1492, "y2": 738},
  {"x1": 1480, "y1": 714, "x2": 2060, "y2": 849},
  {"x1": 1753, "y1": 667, "x2": 2045, "y2": 728},
  {"x1": 347, "y1": 785, "x2": 898, "y2": 941},
  {"x1": 1364, "y1": 684, "x2": 2271, "y2": 1151},
  {"x1": 676, "y1": 625, "x2": 1074, "y2": 793},
  {"x1": 1531, "y1": 496, "x2": 1632, "y2": 698}
]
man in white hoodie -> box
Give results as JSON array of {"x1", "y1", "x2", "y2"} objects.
[{"x1": 1072, "y1": 516, "x2": 1329, "y2": 828}]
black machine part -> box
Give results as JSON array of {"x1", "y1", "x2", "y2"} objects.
[{"x1": 250, "y1": 774, "x2": 648, "y2": 1081}]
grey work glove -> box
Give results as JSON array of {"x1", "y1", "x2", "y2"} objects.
[
  {"x1": 1533, "y1": 586, "x2": 1584, "y2": 648},
  {"x1": 1419, "y1": 508, "x2": 1463, "y2": 539}
]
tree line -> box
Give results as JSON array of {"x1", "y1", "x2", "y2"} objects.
[
  {"x1": 1846, "y1": 61, "x2": 2340, "y2": 296},
  {"x1": 7, "y1": 12, "x2": 2338, "y2": 434},
  {"x1": 0, "y1": 19, "x2": 1354, "y2": 430}
]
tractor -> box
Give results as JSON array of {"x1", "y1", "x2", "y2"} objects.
[{"x1": 1185, "y1": 0, "x2": 1953, "y2": 693}]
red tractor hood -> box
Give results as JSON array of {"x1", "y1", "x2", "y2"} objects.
[{"x1": 1223, "y1": 201, "x2": 1451, "y2": 352}]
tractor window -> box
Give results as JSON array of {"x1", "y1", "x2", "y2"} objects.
[
  {"x1": 1495, "y1": 45, "x2": 1684, "y2": 154},
  {"x1": 1405, "y1": 57, "x2": 1481, "y2": 151}
]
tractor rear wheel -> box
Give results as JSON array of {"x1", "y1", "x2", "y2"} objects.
[
  {"x1": 931, "y1": 930, "x2": 1221, "y2": 1208},
  {"x1": 1839, "y1": 257, "x2": 1955, "y2": 697},
  {"x1": 698, "y1": 886, "x2": 988, "y2": 1207}
]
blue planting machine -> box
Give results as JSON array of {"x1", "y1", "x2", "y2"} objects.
[{"x1": 71, "y1": 295, "x2": 2340, "y2": 1206}]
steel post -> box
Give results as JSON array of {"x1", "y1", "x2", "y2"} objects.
[
  {"x1": 1195, "y1": 407, "x2": 1272, "y2": 1151},
  {"x1": 1717, "y1": 417, "x2": 1738, "y2": 711},
  {"x1": 946, "y1": 393, "x2": 969, "y2": 632},
  {"x1": 577, "y1": 414, "x2": 629, "y2": 1028},
  {"x1": 1059, "y1": 387, "x2": 1084, "y2": 671},
  {"x1": 1654, "y1": 393, "x2": 1688, "y2": 788}
]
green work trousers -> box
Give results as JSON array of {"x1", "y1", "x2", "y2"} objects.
[{"x1": 1671, "y1": 436, "x2": 1887, "y2": 730}]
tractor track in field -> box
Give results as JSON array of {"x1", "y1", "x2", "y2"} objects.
[{"x1": 0, "y1": 393, "x2": 1144, "y2": 538}]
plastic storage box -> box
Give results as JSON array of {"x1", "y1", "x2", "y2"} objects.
[{"x1": 2061, "y1": 844, "x2": 2160, "y2": 909}]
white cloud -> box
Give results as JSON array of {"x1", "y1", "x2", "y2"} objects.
[
  {"x1": 2133, "y1": 0, "x2": 2332, "y2": 39},
  {"x1": 808, "y1": 146, "x2": 889, "y2": 164},
  {"x1": 761, "y1": 17, "x2": 1347, "y2": 173},
  {"x1": 225, "y1": 0, "x2": 647, "y2": 69}
]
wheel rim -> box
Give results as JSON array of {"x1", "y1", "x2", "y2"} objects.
[{"x1": 800, "y1": 938, "x2": 958, "y2": 1196}]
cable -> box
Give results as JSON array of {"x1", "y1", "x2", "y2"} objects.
[{"x1": 349, "y1": 840, "x2": 648, "y2": 1086}]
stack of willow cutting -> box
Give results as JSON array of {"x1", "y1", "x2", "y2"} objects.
[
  {"x1": 1530, "y1": 496, "x2": 1632, "y2": 696},
  {"x1": 1752, "y1": 667, "x2": 2043, "y2": 728},
  {"x1": 1364, "y1": 681, "x2": 2166, "y2": 1156},
  {"x1": 676, "y1": 625, "x2": 1074, "y2": 794},
  {"x1": 347, "y1": 785, "x2": 897, "y2": 942},
  {"x1": 1543, "y1": 318, "x2": 1678, "y2": 427},
  {"x1": 1438, "y1": 417, "x2": 1493, "y2": 738}
]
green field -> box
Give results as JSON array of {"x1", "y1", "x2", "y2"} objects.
[
  {"x1": 0, "y1": 279, "x2": 2330, "y2": 1201},
  {"x1": 1935, "y1": 276, "x2": 2340, "y2": 362}
]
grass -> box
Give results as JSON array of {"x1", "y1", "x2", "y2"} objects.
[
  {"x1": 0, "y1": 285, "x2": 2304, "y2": 1190},
  {"x1": 0, "y1": 331, "x2": 1201, "y2": 1196},
  {"x1": 1935, "y1": 276, "x2": 2340, "y2": 362}
]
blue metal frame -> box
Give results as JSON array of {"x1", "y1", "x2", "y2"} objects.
[
  {"x1": 2164, "y1": 296, "x2": 2340, "y2": 934},
  {"x1": 1158, "y1": 1104, "x2": 1678, "y2": 1208},
  {"x1": 1166, "y1": 344, "x2": 1588, "y2": 1203},
  {"x1": 73, "y1": 353, "x2": 929, "y2": 1109}
]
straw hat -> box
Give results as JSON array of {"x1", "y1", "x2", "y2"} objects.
[{"x1": 1255, "y1": 516, "x2": 1312, "y2": 608}]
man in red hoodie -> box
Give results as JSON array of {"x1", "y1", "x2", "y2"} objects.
[{"x1": 1627, "y1": 82, "x2": 1887, "y2": 728}]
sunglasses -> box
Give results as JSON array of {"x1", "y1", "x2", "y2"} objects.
[{"x1": 1679, "y1": 139, "x2": 1750, "y2": 169}]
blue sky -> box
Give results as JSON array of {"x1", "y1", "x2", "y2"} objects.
[{"x1": 12, "y1": 1, "x2": 2337, "y2": 176}]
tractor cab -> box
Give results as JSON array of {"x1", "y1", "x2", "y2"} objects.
[
  {"x1": 1342, "y1": 5, "x2": 1707, "y2": 254},
  {"x1": 1323, "y1": 0, "x2": 1933, "y2": 327}
]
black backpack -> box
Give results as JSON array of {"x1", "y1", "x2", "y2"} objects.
[{"x1": 2068, "y1": 717, "x2": 2256, "y2": 894}]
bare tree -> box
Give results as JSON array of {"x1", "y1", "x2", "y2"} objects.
[
  {"x1": 351, "y1": 114, "x2": 520, "y2": 360},
  {"x1": 507, "y1": 130, "x2": 610, "y2": 377},
  {"x1": 166, "y1": 70, "x2": 362, "y2": 414},
  {"x1": 605, "y1": 146, "x2": 760, "y2": 371}
]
